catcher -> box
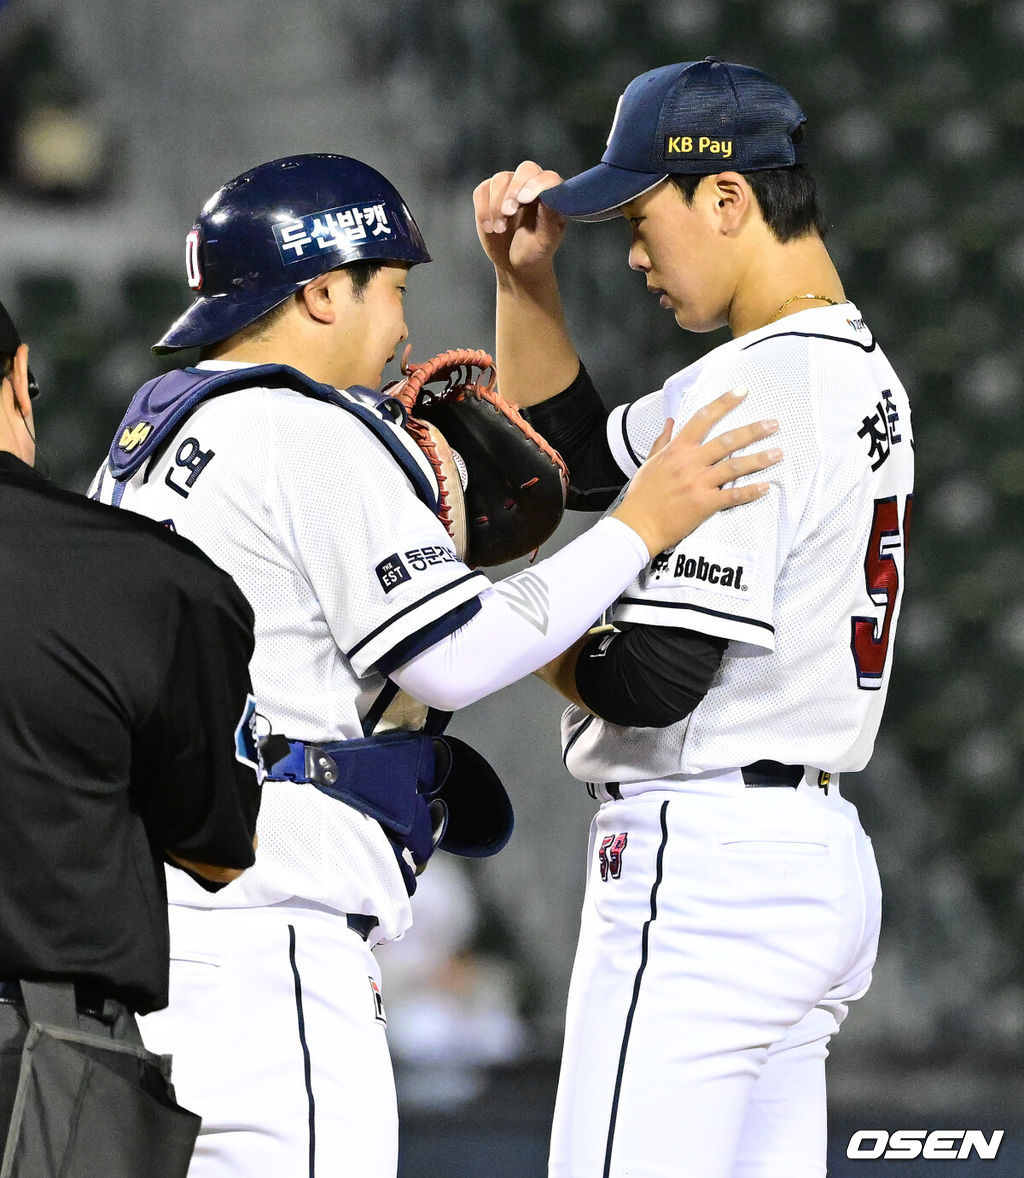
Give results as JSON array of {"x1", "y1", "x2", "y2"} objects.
[{"x1": 89, "y1": 153, "x2": 781, "y2": 1178}]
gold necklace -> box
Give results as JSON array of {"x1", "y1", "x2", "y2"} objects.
[{"x1": 768, "y1": 293, "x2": 840, "y2": 323}]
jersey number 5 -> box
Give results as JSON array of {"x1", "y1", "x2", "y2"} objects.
[{"x1": 851, "y1": 494, "x2": 912, "y2": 690}]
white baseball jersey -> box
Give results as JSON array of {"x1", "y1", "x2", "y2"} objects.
[
  {"x1": 90, "y1": 360, "x2": 489, "y2": 943},
  {"x1": 563, "y1": 303, "x2": 914, "y2": 788}
]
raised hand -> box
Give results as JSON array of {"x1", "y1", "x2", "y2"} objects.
[{"x1": 473, "y1": 160, "x2": 567, "y2": 274}]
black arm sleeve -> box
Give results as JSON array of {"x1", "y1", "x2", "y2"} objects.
[
  {"x1": 573, "y1": 623, "x2": 727, "y2": 729},
  {"x1": 135, "y1": 575, "x2": 262, "y2": 883},
  {"x1": 522, "y1": 363, "x2": 627, "y2": 510}
]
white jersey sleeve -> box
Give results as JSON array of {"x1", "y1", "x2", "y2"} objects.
[
  {"x1": 266, "y1": 393, "x2": 489, "y2": 679},
  {"x1": 605, "y1": 386, "x2": 673, "y2": 478}
]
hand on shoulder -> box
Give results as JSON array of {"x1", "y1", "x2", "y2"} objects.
[{"x1": 611, "y1": 389, "x2": 782, "y2": 557}]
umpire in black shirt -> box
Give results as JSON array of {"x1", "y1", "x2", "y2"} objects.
[{"x1": 0, "y1": 299, "x2": 262, "y2": 1175}]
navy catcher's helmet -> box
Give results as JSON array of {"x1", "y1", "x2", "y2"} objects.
[{"x1": 154, "y1": 153, "x2": 432, "y2": 353}]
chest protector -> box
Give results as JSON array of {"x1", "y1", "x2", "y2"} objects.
[{"x1": 106, "y1": 363, "x2": 438, "y2": 510}]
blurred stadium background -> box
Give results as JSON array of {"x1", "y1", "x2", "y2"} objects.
[{"x1": 1, "y1": 0, "x2": 1021, "y2": 1172}]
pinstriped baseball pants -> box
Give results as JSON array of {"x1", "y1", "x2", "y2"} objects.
[{"x1": 549, "y1": 774, "x2": 881, "y2": 1178}]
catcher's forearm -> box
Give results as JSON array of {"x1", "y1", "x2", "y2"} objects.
[
  {"x1": 390, "y1": 517, "x2": 648, "y2": 711},
  {"x1": 495, "y1": 266, "x2": 579, "y2": 407}
]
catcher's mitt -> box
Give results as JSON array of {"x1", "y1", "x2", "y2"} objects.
[{"x1": 390, "y1": 349, "x2": 569, "y2": 567}]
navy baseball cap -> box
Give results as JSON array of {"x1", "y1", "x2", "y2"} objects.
[
  {"x1": 0, "y1": 299, "x2": 40, "y2": 399},
  {"x1": 542, "y1": 57, "x2": 807, "y2": 222}
]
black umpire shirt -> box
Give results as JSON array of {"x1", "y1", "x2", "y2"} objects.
[{"x1": 0, "y1": 452, "x2": 261, "y2": 1014}]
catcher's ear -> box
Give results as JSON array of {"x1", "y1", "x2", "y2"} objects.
[{"x1": 299, "y1": 273, "x2": 339, "y2": 325}]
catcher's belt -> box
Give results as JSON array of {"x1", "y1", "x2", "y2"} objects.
[{"x1": 261, "y1": 731, "x2": 513, "y2": 895}]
